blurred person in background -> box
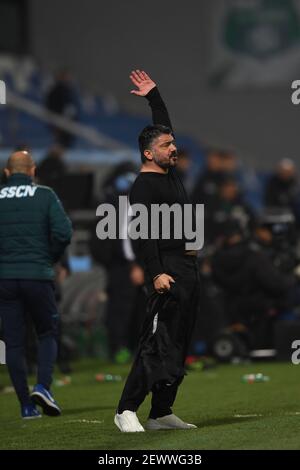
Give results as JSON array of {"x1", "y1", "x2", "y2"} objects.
[
  {"x1": 265, "y1": 159, "x2": 300, "y2": 227},
  {"x1": 211, "y1": 218, "x2": 297, "y2": 348},
  {"x1": 251, "y1": 210, "x2": 300, "y2": 318},
  {"x1": 90, "y1": 162, "x2": 147, "y2": 363},
  {"x1": 251, "y1": 210, "x2": 298, "y2": 271},
  {"x1": 36, "y1": 144, "x2": 67, "y2": 186},
  {"x1": 174, "y1": 148, "x2": 192, "y2": 192},
  {"x1": 45, "y1": 70, "x2": 80, "y2": 148},
  {"x1": 191, "y1": 148, "x2": 237, "y2": 207},
  {"x1": 206, "y1": 177, "x2": 255, "y2": 245},
  {"x1": 0, "y1": 151, "x2": 72, "y2": 419},
  {"x1": 54, "y1": 253, "x2": 73, "y2": 374},
  {"x1": 192, "y1": 149, "x2": 240, "y2": 244}
]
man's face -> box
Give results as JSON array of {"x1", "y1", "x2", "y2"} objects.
[
  {"x1": 255, "y1": 227, "x2": 273, "y2": 245},
  {"x1": 148, "y1": 133, "x2": 178, "y2": 169},
  {"x1": 207, "y1": 153, "x2": 222, "y2": 172},
  {"x1": 278, "y1": 166, "x2": 295, "y2": 181},
  {"x1": 220, "y1": 181, "x2": 238, "y2": 201}
]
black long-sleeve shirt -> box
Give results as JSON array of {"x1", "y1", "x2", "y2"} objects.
[{"x1": 129, "y1": 87, "x2": 194, "y2": 278}]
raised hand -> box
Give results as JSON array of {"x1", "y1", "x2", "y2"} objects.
[{"x1": 130, "y1": 69, "x2": 156, "y2": 97}]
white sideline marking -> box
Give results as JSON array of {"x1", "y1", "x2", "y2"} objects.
[
  {"x1": 67, "y1": 419, "x2": 104, "y2": 424},
  {"x1": 234, "y1": 414, "x2": 263, "y2": 418}
]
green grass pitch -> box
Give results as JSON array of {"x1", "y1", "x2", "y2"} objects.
[{"x1": 0, "y1": 359, "x2": 299, "y2": 450}]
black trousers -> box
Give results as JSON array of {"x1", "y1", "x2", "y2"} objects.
[
  {"x1": 106, "y1": 264, "x2": 137, "y2": 358},
  {"x1": 117, "y1": 253, "x2": 200, "y2": 418}
]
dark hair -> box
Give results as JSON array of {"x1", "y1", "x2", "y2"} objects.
[{"x1": 138, "y1": 124, "x2": 172, "y2": 163}]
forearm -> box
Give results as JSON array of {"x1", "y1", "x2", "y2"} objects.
[
  {"x1": 140, "y1": 238, "x2": 164, "y2": 279},
  {"x1": 51, "y1": 225, "x2": 72, "y2": 262},
  {"x1": 49, "y1": 192, "x2": 72, "y2": 262},
  {"x1": 145, "y1": 86, "x2": 173, "y2": 131}
]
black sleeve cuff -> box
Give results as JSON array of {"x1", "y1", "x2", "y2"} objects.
[
  {"x1": 147, "y1": 256, "x2": 164, "y2": 279},
  {"x1": 145, "y1": 86, "x2": 161, "y2": 102}
]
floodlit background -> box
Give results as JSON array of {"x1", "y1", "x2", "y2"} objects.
[{"x1": 0, "y1": 0, "x2": 300, "y2": 449}]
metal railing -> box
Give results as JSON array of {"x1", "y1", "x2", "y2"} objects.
[{"x1": 6, "y1": 89, "x2": 133, "y2": 153}]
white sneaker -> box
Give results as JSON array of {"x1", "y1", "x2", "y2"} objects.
[
  {"x1": 145, "y1": 413, "x2": 197, "y2": 430},
  {"x1": 114, "y1": 410, "x2": 145, "y2": 432}
]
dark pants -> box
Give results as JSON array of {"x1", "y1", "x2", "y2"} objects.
[
  {"x1": 106, "y1": 264, "x2": 136, "y2": 358},
  {"x1": 0, "y1": 280, "x2": 58, "y2": 407},
  {"x1": 117, "y1": 254, "x2": 200, "y2": 418},
  {"x1": 106, "y1": 264, "x2": 147, "y2": 358}
]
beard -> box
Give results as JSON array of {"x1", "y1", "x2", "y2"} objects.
[{"x1": 154, "y1": 151, "x2": 178, "y2": 169}]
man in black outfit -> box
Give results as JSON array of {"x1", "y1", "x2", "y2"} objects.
[{"x1": 114, "y1": 70, "x2": 200, "y2": 432}]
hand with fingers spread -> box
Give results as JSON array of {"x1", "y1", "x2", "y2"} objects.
[
  {"x1": 130, "y1": 69, "x2": 156, "y2": 97},
  {"x1": 153, "y1": 273, "x2": 175, "y2": 294}
]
